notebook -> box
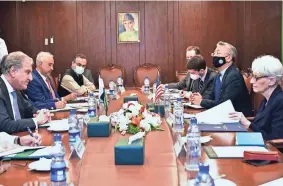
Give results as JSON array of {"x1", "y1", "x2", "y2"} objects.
[{"x1": 236, "y1": 132, "x2": 265, "y2": 147}]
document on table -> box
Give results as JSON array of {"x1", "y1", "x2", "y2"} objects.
[
  {"x1": 40, "y1": 119, "x2": 68, "y2": 127},
  {"x1": 195, "y1": 100, "x2": 239, "y2": 124},
  {"x1": 211, "y1": 146, "x2": 268, "y2": 158},
  {"x1": 183, "y1": 113, "x2": 196, "y2": 119},
  {"x1": 183, "y1": 102, "x2": 203, "y2": 109},
  {"x1": 50, "y1": 105, "x2": 73, "y2": 113},
  {"x1": 0, "y1": 146, "x2": 45, "y2": 157},
  {"x1": 259, "y1": 178, "x2": 283, "y2": 186}
]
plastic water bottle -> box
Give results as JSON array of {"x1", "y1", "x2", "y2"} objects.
[
  {"x1": 109, "y1": 80, "x2": 115, "y2": 99},
  {"x1": 68, "y1": 109, "x2": 77, "y2": 125},
  {"x1": 78, "y1": 118, "x2": 85, "y2": 143},
  {"x1": 51, "y1": 134, "x2": 66, "y2": 185},
  {"x1": 164, "y1": 84, "x2": 171, "y2": 109},
  {"x1": 88, "y1": 93, "x2": 97, "y2": 118},
  {"x1": 144, "y1": 77, "x2": 150, "y2": 95},
  {"x1": 185, "y1": 117, "x2": 201, "y2": 171},
  {"x1": 173, "y1": 97, "x2": 184, "y2": 133},
  {"x1": 117, "y1": 76, "x2": 123, "y2": 93},
  {"x1": 68, "y1": 109, "x2": 80, "y2": 150},
  {"x1": 194, "y1": 163, "x2": 215, "y2": 186}
]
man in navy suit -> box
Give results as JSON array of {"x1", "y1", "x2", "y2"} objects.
[
  {"x1": 26, "y1": 52, "x2": 76, "y2": 110},
  {"x1": 192, "y1": 41, "x2": 253, "y2": 117}
]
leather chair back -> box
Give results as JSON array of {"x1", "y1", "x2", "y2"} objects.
[
  {"x1": 134, "y1": 63, "x2": 161, "y2": 87},
  {"x1": 175, "y1": 71, "x2": 187, "y2": 82},
  {"x1": 99, "y1": 64, "x2": 125, "y2": 88}
]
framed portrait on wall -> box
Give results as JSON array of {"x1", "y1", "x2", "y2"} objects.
[{"x1": 117, "y1": 12, "x2": 140, "y2": 43}]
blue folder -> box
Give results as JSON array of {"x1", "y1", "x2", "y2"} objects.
[
  {"x1": 198, "y1": 122, "x2": 247, "y2": 132},
  {"x1": 235, "y1": 132, "x2": 265, "y2": 146}
]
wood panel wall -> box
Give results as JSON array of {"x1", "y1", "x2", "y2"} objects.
[{"x1": 0, "y1": 1, "x2": 281, "y2": 86}]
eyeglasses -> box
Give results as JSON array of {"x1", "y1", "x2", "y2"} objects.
[
  {"x1": 251, "y1": 74, "x2": 269, "y2": 81},
  {"x1": 0, "y1": 159, "x2": 27, "y2": 174},
  {"x1": 211, "y1": 52, "x2": 230, "y2": 57}
]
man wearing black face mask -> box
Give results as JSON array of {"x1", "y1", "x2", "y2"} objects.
[
  {"x1": 167, "y1": 46, "x2": 200, "y2": 91},
  {"x1": 192, "y1": 41, "x2": 253, "y2": 117}
]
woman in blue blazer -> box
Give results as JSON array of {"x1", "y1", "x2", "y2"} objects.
[{"x1": 230, "y1": 55, "x2": 283, "y2": 140}]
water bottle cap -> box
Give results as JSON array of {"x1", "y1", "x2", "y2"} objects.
[
  {"x1": 165, "y1": 84, "x2": 168, "y2": 88},
  {"x1": 177, "y1": 97, "x2": 182, "y2": 102},
  {"x1": 89, "y1": 93, "x2": 94, "y2": 97},
  {"x1": 199, "y1": 162, "x2": 210, "y2": 172},
  {"x1": 70, "y1": 109, "x2": 77, "y2": 114},
  {"x1": 190, "y1": 117, "x2": 198, "y2": 124},
  {"x1": 53, "y1": 133, "x2": 62, "y2": 141}
]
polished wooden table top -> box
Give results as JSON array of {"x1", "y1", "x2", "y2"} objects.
[
  {"x1": 0, "y1": 89, "x2": 178, "y2": 186},
  {"x1": 1, "y1": 89, "x2": 283, "y2": 186}
]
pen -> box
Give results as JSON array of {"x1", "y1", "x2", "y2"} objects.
[{"x1": 26, "y1": 127, "x2": 39, "y2": 146}]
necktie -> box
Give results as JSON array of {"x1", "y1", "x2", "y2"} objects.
[
  {"x1": 46, "y1": 77, "x2": 56, "y2": 99},
  {"x1": 199, "y1": 80, "x2": 204, "y2": 91},
  {"x1": 11, "y1": 91, "x2": 21, "y2": 120},
  {"x1": 214, "y1": 74, "x2": 222, "y2": 101}
]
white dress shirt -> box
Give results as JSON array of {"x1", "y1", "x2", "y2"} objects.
[
  {"x1": 1, "y1": 75, "x2": 38, "y2": 128},
  {"x1": 0, "y1": 38, "x2": 8, "y2": 61},
  {"x1": 1, "y1": 74, "x2": 16, "y2": 119}
]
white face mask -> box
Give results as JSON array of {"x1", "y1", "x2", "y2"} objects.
[
  {"x1": 74, "y1": 66, "x2": 85, "y2": 75},
  {"x1": 190, "y1": 74, "x2": 200, "y2": 80}
]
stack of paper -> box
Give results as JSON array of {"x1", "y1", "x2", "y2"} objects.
[
  {"x1": 195, "y1": 100, "x2": 239, "y2": 124},
  {"x1": 0, "y1": 146, "x2": 45, "y2": 158},
  {"x1": 50, "y1": 105, "x2": 73, "y2": 113},
  {"x1": 259, "y1": 178, "x2": 283, "y2": 186},
  {"x1": 211, "y1": 146, "x2": 268, "y2": 158}
]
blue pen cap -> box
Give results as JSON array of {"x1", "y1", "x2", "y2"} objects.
[{"x1": 53, "y1": 133, "x2": 62, "y2": 142}]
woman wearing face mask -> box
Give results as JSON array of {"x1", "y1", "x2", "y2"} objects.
[
  {"x1": 181, "y1": 55, "x2": 217, "y2": 101},
  {"x1": 58, "y1": 54, "x2": 96, "y2": 97},
  {"x1": 230, "y1": 55, "x2": 283, "y2": 140}
]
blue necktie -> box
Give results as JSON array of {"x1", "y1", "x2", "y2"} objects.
[
  {"x1": 11, "y1": 91, "x2": 21, "y2": 120},
  {"x1": 214, "y1": 74, "x2": 222, "y2": 101}
]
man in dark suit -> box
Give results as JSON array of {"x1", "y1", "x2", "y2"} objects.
[
  {"x1": 192, "y1": 41, "x2": 253, "y2": 116},
  {"x1": 181, "y1": 55, "x2": 216, "y2": 99},
  {"x1": 168, "y1": 46, "x2": 200, "y2": 91},
  {"x1": 26, "y1": 52, "x2": 76, "y2": 110},
  {"x1": 0, "y1": 51, "x2": 51, "y2": 134}
]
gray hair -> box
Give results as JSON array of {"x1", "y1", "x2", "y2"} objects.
[
  {"x1": 1, "y1": 51, "x2": 33, "y2": 75},
  {"x1": 217, "y1": 41, "x2": 237, "y2": 61},
  {"x1": 36, "y1": 51, "x2": 53, "y2": 65},
  {"x1": 252, "y1": 55, "x2": 283, "y2": 82}
]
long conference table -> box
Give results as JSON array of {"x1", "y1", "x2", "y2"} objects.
[{"x1": 1, "y1": 89, "x2": 283, "y2": 186}]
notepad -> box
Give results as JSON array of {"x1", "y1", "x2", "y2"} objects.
[
  {"x1": 204, "y1": 146, "x2": 268, "y2": 159},
  {"x1": 236, "y1": 132, "x2": 265, "y2": 147}
]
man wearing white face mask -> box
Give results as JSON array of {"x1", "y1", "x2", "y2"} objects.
[
  {"x1": 58, "y1": 54, "x2": 96, "y2": 97},
  {"x1": 181, "y1": 55, "x2": 217, "y2": 100}
]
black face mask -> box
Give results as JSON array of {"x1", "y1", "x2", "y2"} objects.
[{"x1": 213, "y1": 56, "x2": 226, "y2": 68}]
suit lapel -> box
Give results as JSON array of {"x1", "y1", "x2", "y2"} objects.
[
  {"x1": 200, "y1": 69, "x2": 212, "y2": 94},
  {"x1": 0, "y1": 77, "x2": 16, "y2": 119},
  {"x1": 34, "y1": 70, "x2": 51, "y2": 92}
]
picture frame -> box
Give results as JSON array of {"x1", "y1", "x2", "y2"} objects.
[{"x1": 117, "y1": 11, "x2": 140, "y2": 43}]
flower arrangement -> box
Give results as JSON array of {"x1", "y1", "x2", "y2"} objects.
[{"x1": 110, "y1": 101, "x2": 163, "y2": 135}]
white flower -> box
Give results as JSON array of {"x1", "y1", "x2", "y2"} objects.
[
  {"x1": 122, "y1": 103, "x2": 128, "y2": 110},
  {"x1": 140, "y1": 119, "x2": 151, "y2": 132},
  {"x1": 149, "y1": 116, "x2": 161, "y2": 127},
  {"x1": 125, "y1": 112, "x2": 133, "y2": 119},
  {"x1": 118, "y1": 115, "x2": 130, "y2": 131}
]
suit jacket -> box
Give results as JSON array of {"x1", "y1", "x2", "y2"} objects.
[
  {"x1": 25, "y1": 70, "x2": 59, "y2": 110},
  {"x1": 201, "y1": 64, "x2": 253, "y2": 116},
  {"x1": 168, "y1": 72, "x2": 193, "y2": 91},
  {"x1": 191, "y1": 68, "x2": 217, "y2": 98},
  {"x1": 249, "y1": 86, "x2": 283, "y2": 140},
  {"x1": 83, "y1": 68, "x2": 94, "y2": 83},
  {"x1": 0, "y1": 77, "x2": 38, "y2": 134}
]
